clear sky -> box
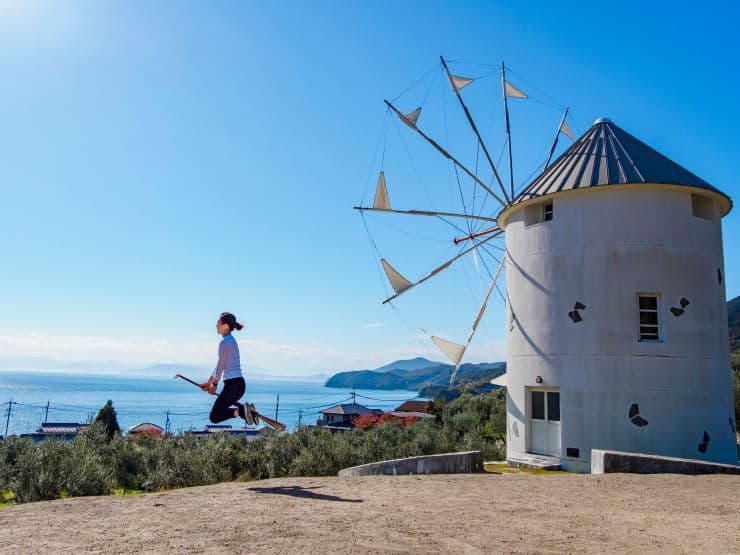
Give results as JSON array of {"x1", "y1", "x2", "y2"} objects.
[{"x1": 1, "y1": 1, "x2": 738, "y2": 375}]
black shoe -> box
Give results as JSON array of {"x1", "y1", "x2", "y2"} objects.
[
  {"x1": 236, "y1": 403, "x2": 252, "y2": 425},
  {"x1": 247, "y1": 403, "x2": 259, "y2": 425}
]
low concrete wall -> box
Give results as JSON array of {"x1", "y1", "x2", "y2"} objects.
[
  {"x1": 338, "y1": 451, "x2": 483, "y2": 477},
  {"x1": 591, "y1": 449, "x2": 740, "y2": 475}
]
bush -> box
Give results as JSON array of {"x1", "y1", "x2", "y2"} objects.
[
  {"x1": 287, "y1": 427, "x2": 359, "y2": 477},
  {"x1": 94, "y1": 400, "x2": 121, "y2": 441}
]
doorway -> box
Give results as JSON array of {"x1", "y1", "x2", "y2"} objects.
[{"x1": 529, "y1": 389, "x2": 561, "y2": 457}]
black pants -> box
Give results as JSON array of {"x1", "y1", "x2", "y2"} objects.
[{"x1": 209, "y1": 377, "x2": 246, "y2": 423}]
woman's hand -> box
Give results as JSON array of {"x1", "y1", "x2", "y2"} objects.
[{"x1": 199, "y1": 377, "x2": 218, "y2": 395}]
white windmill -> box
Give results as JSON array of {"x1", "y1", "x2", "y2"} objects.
[{"x1": 357, "y1": 58, "x2": 736, "y2": 472}]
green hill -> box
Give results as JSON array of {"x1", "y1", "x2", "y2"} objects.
[
  {"x1": 325, "y1": 360, "x2": 505, "y2": 393},
  {"x1": 324, "y1": 369, "x2": 409, "y2": 390},
  {"x1": 729, "y1": 296, "x2": 739, "y2": 352}
]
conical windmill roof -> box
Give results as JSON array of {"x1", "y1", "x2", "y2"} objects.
[{"x1": 512, "y1": 118, "x2": 731, "y2": 215}]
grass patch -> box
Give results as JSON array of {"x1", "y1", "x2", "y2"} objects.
[
  {"x1": 484, "y1": 462, "x2": 569, "y2": 475},
  {"x1": 0, "y1": 491, "x2": 15, "y2": 508},
  {"x1": 112, "y1": 488, "x2": 144, "y2": 496}
]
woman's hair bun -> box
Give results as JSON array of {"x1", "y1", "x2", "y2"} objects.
[{"x1": 219, "y1": 312, "x2": 243, "y2": 332}]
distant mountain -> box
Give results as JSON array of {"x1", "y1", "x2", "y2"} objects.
[
  {"x1": 729, "y1": 296, "x2": 739, "y2": 352},
  {"x1": 325, "y1": 370, "x2": 410, "y2": 390},
  {"x1": 325, "y1": 358, "x2": 505, "y2": 393},
  {"x1": 144, "y1": 364, "x2": 208, "y2": 377},
  {"x1": 372, "y1": 357, "x2": 442, "y2": 373}
]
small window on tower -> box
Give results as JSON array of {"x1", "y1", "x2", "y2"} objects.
[
  {"x1": 543, "y1": 202, "x2": 553, "y2": 221},
  {"x1": 691, "y1": 194, "x2": 715, "y2": 221},
  {"x1": 637, "y1": 294, "x2": 661, "y2": 342},
  {"x1": 525, "y1": 200, "x2": 553, "y2": 227}
]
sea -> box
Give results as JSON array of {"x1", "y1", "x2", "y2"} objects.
[{"x1": 0, "y1": 371, "x2": 422, "y2": 436}]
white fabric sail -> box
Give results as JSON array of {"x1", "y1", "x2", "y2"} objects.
[
  {"x1": 381, "y1": 259, "x2": 412, "y2": 295},
  {"x1": 504, "y1": 80, "x2": 528, "y2": 99},
  {"x1": 560, "y1": 120, "x2": 575, "y2": 141},
  {"x1": 465, "y1": 258, "x2": 504, "y2": 344},
  {"x1": 450, "y1": 75, "x2": 473, "y2": 92},
  {"x1": 402, "y1": 106, "x2": 421, "y2": 126},
  {"x1": 490, "y1": 374, "x2": 507, "y2": 387},
  {"x1": 373, "y1": 172, "x2": 390, "y2": 210},
  {"x1": 449, "y1": 256, "x2": 506, "y2": 384},
  {"x1": 431, "y1": 335, "x2": 466, "y2": 367}
]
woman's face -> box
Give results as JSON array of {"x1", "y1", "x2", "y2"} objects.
[{"x1": 216, "y1": 319, "x2": 230, "y2": 336}]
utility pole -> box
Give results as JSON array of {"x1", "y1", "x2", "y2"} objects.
[
  {"x1": 351, "y1": 391, "x2": 356, "y2": 405},
  {"x1": 44, "y1": 400, "x2": 50, "y2": 423},
  {"x1": 275, "y1": 394, "x2": 280, "y2": 422},
  {"x1": 165, "y1": 409, "x2": 170, "y2": 436},
  {"x1": 4, "y1": 398, "x2": 13, "y2": 438},
  {"x1": 297, "y1": 409, "x2": 302, "y2": 428}
]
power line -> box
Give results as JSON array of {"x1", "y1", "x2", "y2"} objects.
[{"x1": 4, "y1": 398, "x2": 13, "y2": 437}]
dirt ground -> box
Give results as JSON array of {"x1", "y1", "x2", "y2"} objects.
[{"x1": 1, "y1": 472, "x2": 739, "y2": 554}]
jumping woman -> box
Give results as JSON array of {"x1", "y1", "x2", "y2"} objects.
[{"x1": 200, "y1": 312, "x2": 257, "y2": 425}]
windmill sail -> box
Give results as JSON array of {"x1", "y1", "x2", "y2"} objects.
[
  {"x1": 439, "y1": 56, "x2": 509, "y2": 203},
  {"x1": 544, "y1": 107, "x2": 573, "y2": 170},
  {"x1": 449, "y1": 74, "x2": 474, "y2": 92},
  {"x1": 432, "y1": 335, "x2": 466, "y2": 366},
  {"x1": 449, "y1": 256, "x2": 506, "y2": 384},
  {"x1": 402, "y1": 107, "x2": 421, "y2": 127},
  {"x1": 560, "y1": 120, "x2": 575, "y2": 141},
  {"x1": 355, "y1": 206, "x2": 497, "y2": 223},
  {"x1": 381, "y1": 259, "x2": 412, "y2": 295},
  {"x1": 384, "y1": 99, "x2": 507, "y2": 207},
  {"x1": 382, "y1": 231, "x2": 502, "y2": 304},
  {"x1": 373, "y1": 172, "x2": 390, "y2": 210},
  {"x1": 504, "y1": 80, "x2": 528, "y2": 98}
]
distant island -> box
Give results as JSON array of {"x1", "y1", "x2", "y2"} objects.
[{"x1": 325, "y1": 356, "x2": 505, "y2": 397}]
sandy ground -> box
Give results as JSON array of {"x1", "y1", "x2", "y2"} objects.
[{"x1": 1, "y1": 472, "x2": 739, "y2": 554}]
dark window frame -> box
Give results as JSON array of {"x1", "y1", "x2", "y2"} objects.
[
  {"x1": 637, "y1": 293, "x2": 661, "y2": 342},
  {"x1": 543, "y1": 201, "x2": 553, "y2": 221}
]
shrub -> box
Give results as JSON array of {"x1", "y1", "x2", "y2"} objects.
[
  {"x1": 354, "y1": 413, "x2": 380, "y2": 430},
  {"x1": 287, "y1": 427, "x2": 359, "y2": 476},
  {"x1": 94, "y1": 400, "x2": 121, "y2": 441}
]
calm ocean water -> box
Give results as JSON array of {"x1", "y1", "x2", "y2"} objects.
[{"x1": 0, "y1": 371, "x2": 422, "y2": 436}]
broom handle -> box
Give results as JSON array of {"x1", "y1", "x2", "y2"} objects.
[
  {"x1": 174, "y1": 374, "x2": 202, "y2": 388},
  {"x1": 174, "y1": 374, "x2": 286, "y2": 432}
]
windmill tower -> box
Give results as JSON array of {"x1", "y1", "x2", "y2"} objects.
[{"x1": 498, "y1": 118, "x2": 736, "y2": 472}]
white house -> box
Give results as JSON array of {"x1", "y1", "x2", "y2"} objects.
[{"x1": 498, "y1": 118, "x2": 736, "y2": 472}]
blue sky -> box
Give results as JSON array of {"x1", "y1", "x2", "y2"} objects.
[{"x1": 0, "y1": 1, "x2": 738, "y2": 375}]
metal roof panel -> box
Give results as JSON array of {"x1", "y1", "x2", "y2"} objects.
[{"x1": 512, "y1": 119, "x2": 729, "y2": 207}]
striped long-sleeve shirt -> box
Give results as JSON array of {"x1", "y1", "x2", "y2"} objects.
[{"x1": 210, "y1": 334, "x2": 243, "y2": 382}]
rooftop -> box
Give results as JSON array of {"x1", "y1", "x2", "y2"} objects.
[
  {"x1": 321, "y1": 403, "x2": 381, "y2": 416},
  {"x1": 38, "y1": 422, "x2": 83, "y2": 434},
  {"x1": 128, "y1": 422, "x2": 165, "y2": 434},
  {"x1": 512, "y1": 118, "x2": 731, "y2": 215},
  {"x1": 393, "y1": 400, "x2": 431, "y2": 413}
]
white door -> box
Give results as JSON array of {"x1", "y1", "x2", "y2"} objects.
[{"x1": 530, "y1": 389, "x2": 561, "y2": 457}]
